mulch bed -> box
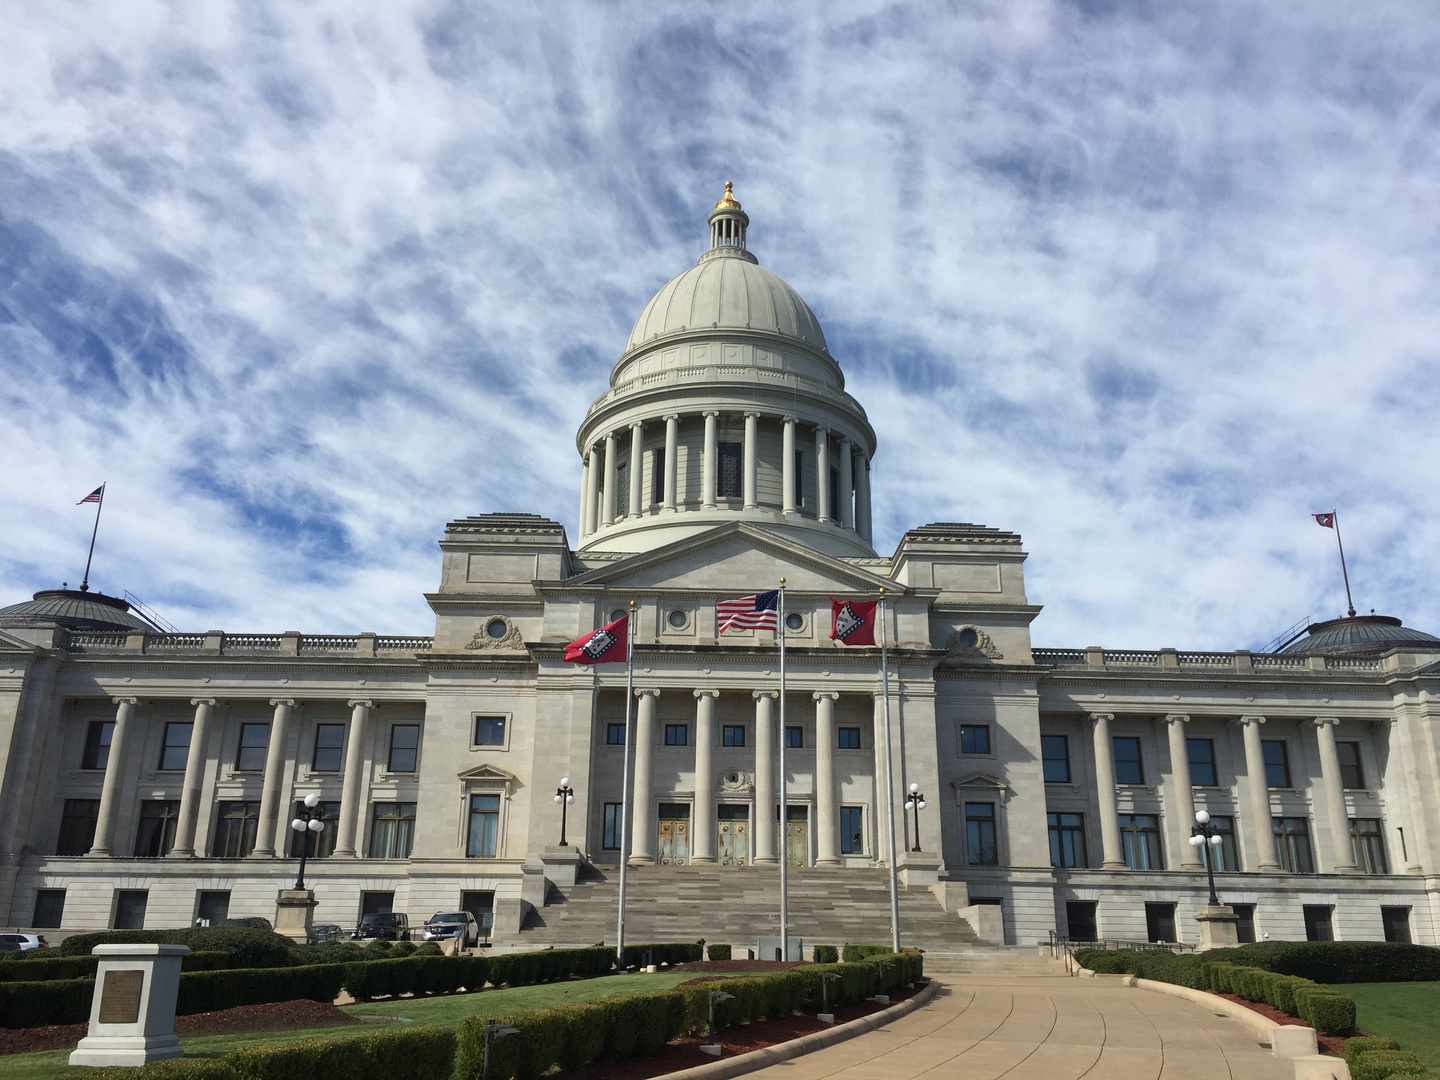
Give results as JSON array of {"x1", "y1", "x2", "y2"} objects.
[{"x1": 1209, "y1": 991, "x2": 1360, "y2": 1055}]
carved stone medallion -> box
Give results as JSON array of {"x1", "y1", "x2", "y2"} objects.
[
  {"x1": 466, "y1": 617, "x2": 525, "y2": 652},
  {"x1": 945, "y1": 625, "x2": 1004, "y2": 660}
]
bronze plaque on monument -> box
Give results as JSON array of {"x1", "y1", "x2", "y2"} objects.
[{"x1": 97, "y1": 969, "x2": 145, "y2": 1024}]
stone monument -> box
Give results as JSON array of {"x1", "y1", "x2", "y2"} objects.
[
  {"x1": 1195, "y1": 904, "x2": 1240, "y2": 950},
  {"x1": 69, "y1": 944, "x2": 190, "y2": 1066},
  {"x1": 274, "y1": 888, "x2": 319, "y2": 944}
]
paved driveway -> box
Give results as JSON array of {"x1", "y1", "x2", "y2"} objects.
[{"x1": 749, "y1": 975, "x2": 1294, "y2": 1080}]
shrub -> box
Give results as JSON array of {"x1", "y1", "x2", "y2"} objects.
[
  {"x1": 222, "y1": 1026, "x2": 453, "y2": 1080},
  {"x1": 88, "y1": 1058, "x2": 240, "y2": 1080},
  {"x1": 178, "y1": 963, "x2": 347, "y2": 1015},
  {"x1": 391, "y1": 941, "x2": 417, "y2": 957},
  {"x1": 621, "y1": 942, "x2": 703, "y2": 968},
  {"x1": 340, "y1": 955, "x2": 485, "y2": 1001},
  {"x1": 707, "y1": 943, "x2": 731, "y2": 961},
  {"x1": 60, "y1": 928, "x2": 293, "y2": 969},
  {"x1": 412, "y1": 942, "x2": 443, "y2": 956},
  {"x1": 1350, "y1": 1051, "x2": 1427, "y2": 1080},
  {"x1": 1345, "y1": 1037, "x2": 1402, "y2": 1066},
  {"x1": 813, "y1": 945, "x2": 839, "y2": 964},
  {"x1": 842, "y1": 944, "x2": 895, "y2": 963},
  {"x1": 1200, "y1": 942, "x2": 1440, "y2": 985},
  {"x1": 0, "y1": 977, "x2": 94, "y2": 1028},
  {"x1": 1296, "y1": 990, "x2": 1356, "y2": 1036},
  {"x1": 0, "y1": 955, "x2": 98, "y2": 982},
  {"x1": 488, "y1": 946, "x2": 611, "y2": 988},
  {"x1": 298, "y1": 941, "x2": 367, "y2": 965}
]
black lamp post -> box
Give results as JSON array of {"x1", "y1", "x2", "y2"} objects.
[
  {"x1": 1189, "y1": 810, "x2": 1225, "y2": 905},
  {"x1": 554, "y1": 777, "x2": 575, "y2": 847},
  {"x1": 290, "y1": 793, "x2": 326, "y2": 890},
  {"x1": 903, "y1": 783, "x2": 926, "y2": 852}
]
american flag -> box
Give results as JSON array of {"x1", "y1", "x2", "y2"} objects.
[
  {"x1": 717, "y1": 590, "x2": 779, "y2": 632},
  {"x1": 77, "y1": 485, "x2": 104, "y2": 505}
]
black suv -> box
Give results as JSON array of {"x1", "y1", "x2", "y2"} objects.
[{"x1": 353, "y1": 912, "x2": 410, "y2": 941}]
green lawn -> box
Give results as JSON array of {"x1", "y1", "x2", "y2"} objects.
[{"x1": 1334, "y1": 982, "x2": 1440, "y2": 1068}]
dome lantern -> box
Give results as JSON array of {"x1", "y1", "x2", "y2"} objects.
[{"x1": 706, "y1": 182, "x2": 753, "y2": 262}]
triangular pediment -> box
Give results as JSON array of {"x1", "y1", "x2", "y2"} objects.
[
  {"x1": 564, "y1": 524, "x2": 897, "y2": 595},
  {"x1": 0, "y1": 630, "x2": 37, "y2": 653},
  {"x1": 457, "y1": 763, "x2": 519, "y2": 783},
  {"x1": 952, "y1": 771, "x2": 1010, "y2": 792}
]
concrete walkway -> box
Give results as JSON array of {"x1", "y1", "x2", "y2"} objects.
[{"x1": 746, "y1": 975, "x2": 1294, "y2": 1080}]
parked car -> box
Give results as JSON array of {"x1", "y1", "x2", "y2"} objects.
[
  {"x1": 217, "y1": 917, "x2": 274, "y2": 931},
  {"x1": 352, "y1": 912, "x2": 410, "y2": 941},
  {"x1": 308, "y1": 923, "x2": 344, "y2": 943},
  {"x1": 0, "y1": 933, "x2": 46, "y2": 951},
  {"x1": 421, "y1": 912, "x2": 480, "y2": 948}
]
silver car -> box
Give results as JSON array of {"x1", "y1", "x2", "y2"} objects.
[{"x1": 420, "y1": 911, "x2": 479, "y2": 947}]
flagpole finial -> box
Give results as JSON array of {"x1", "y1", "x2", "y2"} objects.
[
  {"x1": 779, "y1": 577, "x2": 785, "y2": 586},
  {"x1": 878, "y1": 586, "x2": 885, "y2": 596}
]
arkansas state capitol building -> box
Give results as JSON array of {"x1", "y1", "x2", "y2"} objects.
[{"x1": 3, "y1": 185, "x2": 1439, "y2": 950}]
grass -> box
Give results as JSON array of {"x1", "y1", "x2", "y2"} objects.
[{"x1": 1333, "y1": 982, "x2": 1440, "y2": 1069}]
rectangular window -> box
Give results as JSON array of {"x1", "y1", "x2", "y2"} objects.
[
  {"x1": 785, "y1": 726, "x2": 803, "y2": 748},
  {"x1": 838, "y1": 727, "x2": 861, "y2": 750},
  {"x1": 1065, "y1": 901, "x2": 1098, "y2": 942},
  {"x1": 467, "y1": 794, "x2": 501, "y2": 857},
  {"x1": 1262, "y1": 740, "x2": 1291, "y2": 788},
  {"x1": 1303, "y1": 904, "x2": 1334, "y2": 942},
  {"x1": 1112, "y1": 737, "x2": 1144, "y2": 784},
  {"x1": 289, "y1": 801, "x2": 340, "y2": 858},
  {"x1": 794, "y1": 451, "x2": 806, "y2": 508},
  {"x1": 387, "y1": 724, "x2": 420, "y2": 772},
  {"x1": 723, "y1": 725, "x2": 746, "y2": 747},
  {"x1": 1231, "y1": 903, "x2": 1257, "y2": 943},
  {"x1": 369, "y1": 802, "x2": 417, "y2": 859},
  {"x1": 134, "y1": 800, "x2": 180, "y2": 857},
  {"x1": 1187, "y1": 738, "x2": 1217, "y2": 787},
  {"x1": 196, "y1": 890, "x2": 230, "y2": 925},
  {"x1": 840, "y1": 806, "x2": 864, "y2": 854},
  {"x1": 473, "y1": 716, "x2": 507, "y2": 747},
  {"x1": 1273, "y1": 817, "x2": 1315, "y2": 873},
  {"x1": 1207, "y1": 815, "x2": 1240, "y2": 872},
  {"x1": 960, "y1": 724, "x2": 991, "y2": 755},
  {"x1": 1145, "y1": 902, "x2": 1177, "y2": 943},
  {"x1": 82, "y1": 720, "x2": 114, "y2": 770},
  {"x1": 114, "y1": 890, "x2": 148, "y2": 930},
  {"x1": 664, "y1": 724, "x2": 688, "y2": 746},
  {"x1": 312, "y1": 724, "x2": 346, "y2": 771},
  {"x1": 56, "y1": 799, "x2": 100, "y2": 856},
  {"x1": 1337, "y1": 741, "x2": 1365, "y2": 789},
  {"x1": 1119, "y1": 813, "x2": 1164, "y2": 870},
  {"x1": 235, "y1": 723, "x2": 269, "y2": 772},
  {"x1": 361, "y1": 891, "x2": 394, "y2": 918},
  {"x1": 615, "y1": 461, "x2": 629, "y2": 517},
  {"x1": 607, "y1": 723, "x2": 626, "y2": 745},
  {"x1": 965, "y1": 802, "x2": 998, "y2": 865},
  {"x1": 32, "y1": 889, "x2": 65, "y2": 929},
  {"x1": 650, "y1": 448, "x2": 665, "y2": 506},
  {"x1": 718, "y1": 442, "x2": 742, "y2": 498},
  {"x1": 828, "y1": 466, "x2": 840, "y2": 520},
  {"x1": 160, "y1": 722, "x2": 193, "y2": 771},
  {"x1": 602, "y1": 802, "x2": 623, "y2": 850},
  {"x1": 1041, "y1": 735, "x2": 1070, "y2": 783},
  {"x1": 1382, "y1": 906, "x2": 1412, "y2": 944},
  {"x1": 212, "y1": 801, "x2": 261, "y2": 858},
  {"x1": 1351, "y1": 818, "x2": 1389, "y2": 874},
  {"x1": 1048, "y1": 812, "x2": 1087, "y2": 868}
]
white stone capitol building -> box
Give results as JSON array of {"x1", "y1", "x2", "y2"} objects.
[{"x1": 3, "y1": 185, "x2": 1439, "y2": 949}]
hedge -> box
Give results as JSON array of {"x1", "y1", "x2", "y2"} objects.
[
  {"x1": 621, "y1": 942, "x2": 704, "y2": 968},
  {"x1": 1349, "y1": 1051, "x2": 1427, "y2": 1080},
  {"x1": 842, "y1": 944, "x2": 896, "y2": 963},
  {"x1": 178, "y1": 964, "x2": 349, "y2": 1015},
  {"x1": 1346, "y1": 1037, "x2": 1402, "y2": 1066},
  {"x1": 813, "y1": 945, "x2": 839, "y2": 964},
  {"x1": 0, "y1": 950, "x2": 233, "y2": 983},
  {"x1": 0, "y1": 977, "x2": 95, "y2": 1027},
  {"x1": 60, "y1": 928, "x2": 295, "y2": 969},
  {"x1": 486, "y1": 946, "x2": 612, "y2": 988},
  {"x1": 706, "y1": 943, "x2": 731, "y2": 961},
  {"x1": 340, "y1": 956, "x2": 487, "y2": 1002}
]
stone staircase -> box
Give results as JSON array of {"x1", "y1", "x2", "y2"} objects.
[{"x1": 510, "y1": 863, "x2": 988, "y2": 953}]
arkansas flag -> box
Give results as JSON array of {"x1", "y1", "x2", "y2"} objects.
[
  {"x1": 564, "y1": 614, "x2": 628, "y2": 664},
  {"x1": 1312, "y1": 512, "x2": 1335, "y2": 528},
  {"x1": 829, "y1": 598, "x2": 878, "y2": 646}
]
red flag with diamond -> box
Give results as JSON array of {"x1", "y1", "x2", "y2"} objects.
[
  {"x1": 564, "y1": 614, "x2": 628, "y2": 664},
  {"x1": 829, "y1": 598, "x2": 878, "y2": 646},
  {"x1": 1312, "y1": 513, "x2": 1335, "y2": 528}
]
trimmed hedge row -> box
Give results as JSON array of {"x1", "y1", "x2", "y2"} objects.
[
  {"x1": 813, "y1": 945, "x2": 839, "y2": 964},
  {"x1": 842, "y1": 944, "x2": 897, "y2": 963},
  {"x1": 0, "y1": 977, "x2": 94, "y2": 1027},
  {"x1": 60, "y1": 928, "x2": 295, "y2": 970},
  {"x1": 1344, "y1": 1037, "x2": 1427, "y2": 1080},
  {"x1": 340, "y1": 955, "x2": 487, "y2": 1002},
  {"x1": 621, "y1": 942, "x2": 704, "y2": 968},
  {"x1": 0, "y1": 950, "x2": 233, "y2": 983},
  {"x1": 706, "y1": 944, "x2": 731, "y2": 961},
  {"x1": 486, "y1": 946, "x2": 612, "y2": 988},
  {"x1": 1076, "y1": 941, "x2": 1440, "y2": 987}
]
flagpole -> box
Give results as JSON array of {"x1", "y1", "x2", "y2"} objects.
[
  {"x1": 778, "y1": 578, "x2": 788, "y2": 963},
  {"x1": 615, "y1": 600, "x2": 636, "y2": 972},
  {"x1": 877, "y1": 587, "x2": 901, "y2": 952},
  {"x1": 1331, "y1": 509, "x2": 1357, "y2": 618},
  {"x1": 80, "y1": 483, "x2": 106, "y2": 593}
]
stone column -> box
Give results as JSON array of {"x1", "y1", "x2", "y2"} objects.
[
  {"x1": 627, "y1": 422, "x2": 644, "y2": 517},
  {"x1": 754, "y1": 690, "x2": 778, "y2": 864},
  {"x1": 662, "y1": 414, "x2": 679, "y2": 511},
  {"x1": 743, "y1": 412, "x2": 760, "y2": 509},
  {"x1": 1165, "y1": 714, "x2": 1202, "y2": 868},
  {"x1": 838, "y1": 437, "x2": 854, "y2": 529},
  {"x1": 855, "y1": 451, "x2": 872, "y2": 541},
  {"x1": 1090, "y1": 712, "x2": 1126, "y2": 868},
  {"x1": 169, "y1": 698, "x2": 216, "y2": 858},
  {"x1": 693, "y1": 690, "x2": 719, "y2": 863},
  {"x1": 781, "y1": 416, "x2": 797, "y2": 514},
  {"x1": 583, "y1": 446, "x2": 601, "y2": 536},
  {"x1": 629, "y1": 689, "x2": 660, "y2": 865},
  {"x1": 1315, "y1": 717, "x2": 1358, "y2": 872},
  {"x1": 1239, "y1": 716, "x2": 1280, "y2": 870},
  {"x1": 333, "y1": 700, "x2": 372, "y2": 858},
  {"x1": 702, "y1": 412, "x2": 719, "y2": 508},
  {"x1": 814, "y1": 692, "x2": 840, "y2": 865},
  {"x1": 251, "y1": 699, "x2": 295, "y2": 857},
  {"x1": 602, "y1": 432, "x2": 619, "y2": 525},
  {"x1": 89, "y1": 697, "x2": 140, "y2": 857},
  {"x1": 578, "y1": 456, "x2": 590, "y2": 537},
  {"x1": 815, "y1": 427, "x2": 831, "y2": 522}
]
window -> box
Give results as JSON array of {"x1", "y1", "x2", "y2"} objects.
[
  {"x1": 196, "y1": 891, "x2": 230, "y2": 925},
  {"x1": 965, "y1": 802, "x2": 998, "y2": 866},
  {"x1": 602, "y1": 802, "x2": 623, "y2": 850},
  {"x1": 235, "y1": 723, "x2": 269, "y2": 772},
  {"x1": 387, "y1": 725, "x2": 420, "y2": 772},
  {"x1": 463, "y1": 891, "x2": 495, "y2": 937},
  {"x1": 794, "y1": 452, "x2": 806, "y2": 509},
  {"x1": 840, "y1": 806, "x2": 864, "y2": 854},
  {"x1": 1273, "y1": 817, "x2": 1314, "y2": 873},
  {"x1": 1206, "y1": 815, "x2": 1240, "y2": 872},
  {"x1": 960, "y1": 725, "x2": 991, "y2": 755},
  {"x1": 718, "y1": 442, "x2": 742, "y2": 498},
  {"x1": 838, "y1": 727, "x2": 861, "y2": 750},
  {"x1": 1041, "y1": 735, "x2": 1070, "y2": 783},
  {"x1": 1145, "y1": 902, "x2": 1177, "y2": 943},
  {"x1": 1187, "y1": 738, "x2": 1217, "y2": 787},
  {"x1": 1231, "y1": 903, "x2": 1257, "y2": 943},
  {"x1": 81, "y1": 720, "x2": 114, "y2": 770},
  {"x1": 1065, "y1": 901, "x2": 1097, "y2": 942},
  {"x1": 650, "y1": 448, "x2": 665, "y2": 506},
  {"x1": 785, "y1": 726, "x2": 803, "y2": 749},
  {"x1": 289, "y1": 800, "x2": 340, "y2": 858},
  {"x1": 57, "y1": 799, "x2": 100, "y2": 856},
  {"x1": 664, "y1": 724, "x2": 688, "y2": 746},
  {"x1": 468, "y1": 794, "x2": 501, "y2": 857},
  {"x1": 828, "y1": 467, "x2": 840, "y2": 520},
  {"x1": 369, "y1": 802, "x2": 416, "y2": 859},
  {"x1": 1351, "y1": 818, "x2": 1388, "y2": 874},
  {"x1": 473, "y1": 716, "x2": 506, "y2": 747},
  {"x1": 1337, "y1": 741, "x2": 1365, "y2": 789},
  {"x1": 1119, "y1": 813, "x2": 1163, "y2": 870},
  {"x1": 1112, "y1": 737, "x2": 1144, "y2": 784},
  {"x1": 361, "y1": 891, "x2": 393, "y2": 918},
  {"x1": 212, "y1": 801, "x2": 261, "y2": 857},
  {"x1": 615, "y1": 461, "x2": 629, "y2": 517},
  {"x1": 1262, "y1": 740, "x2": 1291, "y2": 788},
  {"x1": 160, "y1": 723, "x2": 193, "y2": 771},
  {"x1": 313, "y1": 724, "x2": 346, "y2": 771},
  {"x1": 785, "y1": 611, "x2": 804, "y2": 631},
  {"x1": 1303, "y1": 904, "x2": 1334, "y2": 942},
  {"x1": 134, "y1": 800, "x2": 180, "y2": 857},
  {"x1": 723, "y1": 725, "x2": 746, "y2": 747},
  {"x1": 1382, "y1": 906, "x2": 1412, "y2": 944},
  {"x1": 1048, "y1": 812, "x2": 1087, "y2": 868},
  {"x1": 114, "y1": 890, "x2": 148, "y2": 930},
  {"x1": 607, "y1": 723, "x2": 626, "y2": 745},
  {"x1": 32, "y1": 889, "x2": 65, "y2": 929}
]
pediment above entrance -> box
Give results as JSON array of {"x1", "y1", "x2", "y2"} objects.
[{"x1": 457, "y1": 763, "x2": 519, "y2": 784}]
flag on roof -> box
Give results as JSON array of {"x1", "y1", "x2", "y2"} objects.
[
  {"x1": 829, "y1": 598, "x2": 878, "y2": 646},
  {"x1": 77, "y1": 486, "x2": 104, "y2": 505},
  {"x1": 563, "y1": 614, "x2": 628, "y2": 664},
  {"x1": 1312, "y1": 512, "x2": 1335, "y2": 528},
  {"x1": 717, "y1": 591, "x2": 779, "y2": 633}
]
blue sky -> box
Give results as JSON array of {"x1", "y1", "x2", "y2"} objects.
[{"x1": 2, "y1": 2, "x2": 1437, "y2": 649}]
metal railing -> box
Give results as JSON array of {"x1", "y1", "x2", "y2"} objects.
[{"x1": 1048, "y1": 930, "x2": 1196, "y2": 959}]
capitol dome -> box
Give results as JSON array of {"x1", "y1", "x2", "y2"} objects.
[
  {"x1": 1279, "y1": 614, "x2": 1440, "y2": 657},
  {"x1": 0, "y1": 588, "x2": 152, "y2": 632}
]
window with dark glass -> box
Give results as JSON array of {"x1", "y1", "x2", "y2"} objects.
[
  {"x1": 1048, "y1": 811, "x2": 1087, "y2": 868},
  {"x1": 615, "y1": 461, "x2": 629, "y2": 517},
  {"x1": 387, "y1": 724, "x2": 420, "y2": 772},
  {"x1": 965, "y1": 802, "x2": 998, "y2": 865},
  {"x1": 32, "y1": 889, "x2": 66, "y2": 929},
  {"x1": 607, "y1": 723, "x2": 626, "y2": 745},
  {"x1": 723, "y1": 725, "x2": 746, "y2": 747},
  {"x1": 289, "y1": 800, "x2": 340, "y2": 858},
  {"x1": 114, "y1": 890, "x2": 148, "y2": 930},
  {"x1": 474, "y1": 716, "x2": 507, "y2": 747},
  {"x1": 1303, "y1": 904, "x2": 1334, "y2": 941},
  {"x1": 212, "y1": 801, "x2": 261, "y2": 857},
  {"x1": 840, "y1": 806, "x2": 864, "y2": 854},
  {"x1": 312, "y1": 724, "x2": 345, "y2": 771},
  {"x1": 1119, "y1": 813, "x2": 1163, "y2": 869},
  {"x1": 1382, "y1": 906, "x2": 1412, "y2": 944},
  {"x1": 81, "y1": 720, "x2": 114, "y2": 770},
  {"x1": 1041, "y1": 735, "x2": 1070, "y2": 783},
  {"x1": 838, "y1": 727, "x2": 861, "y2": 750},
  {"x1": 602, "y1": 802, "x2": 623, "y2": 850},
  {"x1": 1065, "y1": 901, "x2": 1097, "y2": 942},
  {"x1": 134, "y1": 800, "x2": 180, "y2": 857},
  {"x1": 1337, "y1": 741, "x2": 1365, "y2": 789},
  {"x1": 794, "y1": 451, "x2": 806, "y2": 508},
  {"x1": 196, "y1": 891, "x2": 230, "y2": 925},
  {"x1": 235, "y1": 723, "x2": 269, "y2": 772},
  {"x1": 1351, "y1": 818, "x2": 1388, "y2": 874},
  {"x1": 650, "y1": 448, "x2": 665, "y2": 506},
  {"x1": 56, "y1": 799, "x2": 100, "y2": 856},
  {"x1": 960, "y1": 724, "x2": 991, "y2": 755},
  {"x1": 785, "y1": 726, "x2": 803, "y2": 748},
  {"x1": 369, "y1": 802, "x2": 417, "y2": 859},
  {"x1": 160, "y1": 723, "x2": 193, "y2": 771},
  {"x1": 718, "y1": 442, "x2": 742, "y2": 498},
  {"x1": 1262, "y1": 740, "x2": 1291, "y2": 788},
  {"x1": 1206, "y1": 815, "x2": 1240, "y2": 871},
  {"x1": 665, "y1": 724, "x2": 688, "y2": 746},
  {"x1": 1231, "y1": 903, "x2": 1257, "y2": 943},
  {"x1": 1273, "y1": 816, "x2": 1314, "y2": 873},
  {"x1": 1145, "y1": 902, "x2": 1177, "y2": 943},
  {"x1": 1112, "y1": 737, "x2": 1144, "y2": 784},
  {"x1": 828, "y1": 467, "x2": 840, "y2": 519},
  {"x1": 468, "y1": 794, "x2": 501, "y2": 857},
  {"x1": 1187, "y1": 738, "x2": 1217, "y2": 787}
]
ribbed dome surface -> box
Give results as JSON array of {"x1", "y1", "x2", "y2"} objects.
[
  {"x1": 625, "y1": 250, "x2": 828, "y2": 354},
  {"x1": 0, "y1": 590, "x2": 151, "y2": 631},
  {"x1": 1280, "y1": 615, "x2": 1440, "y2": 656}
]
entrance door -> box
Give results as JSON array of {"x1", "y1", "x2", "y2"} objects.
[
  {"x1": 718, "y1": 804, "x2": 749, "y2": 866},
  {"x1": 657, "y1": 803, "x2": 691, "y2": 865},
  {"x1": 784, "y1": 805, "x2": 809, "y2": 867}
]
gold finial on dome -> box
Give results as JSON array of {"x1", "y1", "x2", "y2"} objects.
[{"x1": 715, "y1": 181, "x2": 741, "y2": 211}]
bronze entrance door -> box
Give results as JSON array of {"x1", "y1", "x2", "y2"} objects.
[
  {"x1": 784, "y1": 806, "x2": 809, "y2": 867},
  {"x1": 657, "y1": 803, "x2": 691, "y2": 865},
  {"x1": 717, "y1": 804, "x2": 749, "y2": 866}
]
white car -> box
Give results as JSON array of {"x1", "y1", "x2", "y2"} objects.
[
  {"x1": 0, "y1": 933, "x2": 47, "y2": 951},
  {"x1": 420, "y1": 912, "x2": 480, "y2": 947}
]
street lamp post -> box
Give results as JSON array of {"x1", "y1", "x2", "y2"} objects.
[
  {"x1": 289, "y1": 793, "x2": 326, "y2": 890},
  {"x1": 554, "y1": 777, "x2": 575, "y2": 847},
  {"x1": 1188, "y1": 810, "x2": 1226, "y2": 905},
  {"x1": 903, "y1": 783, "x2": 926, "y2": 852}
]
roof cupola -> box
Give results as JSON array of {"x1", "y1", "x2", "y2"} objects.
[{"x1": 705, "y1": 182, "x2": 754, "y2": 263}]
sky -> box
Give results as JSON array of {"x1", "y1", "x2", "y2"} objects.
[{"x1": 2, "y1": 2, "x2": 1437, "y2": 650}]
